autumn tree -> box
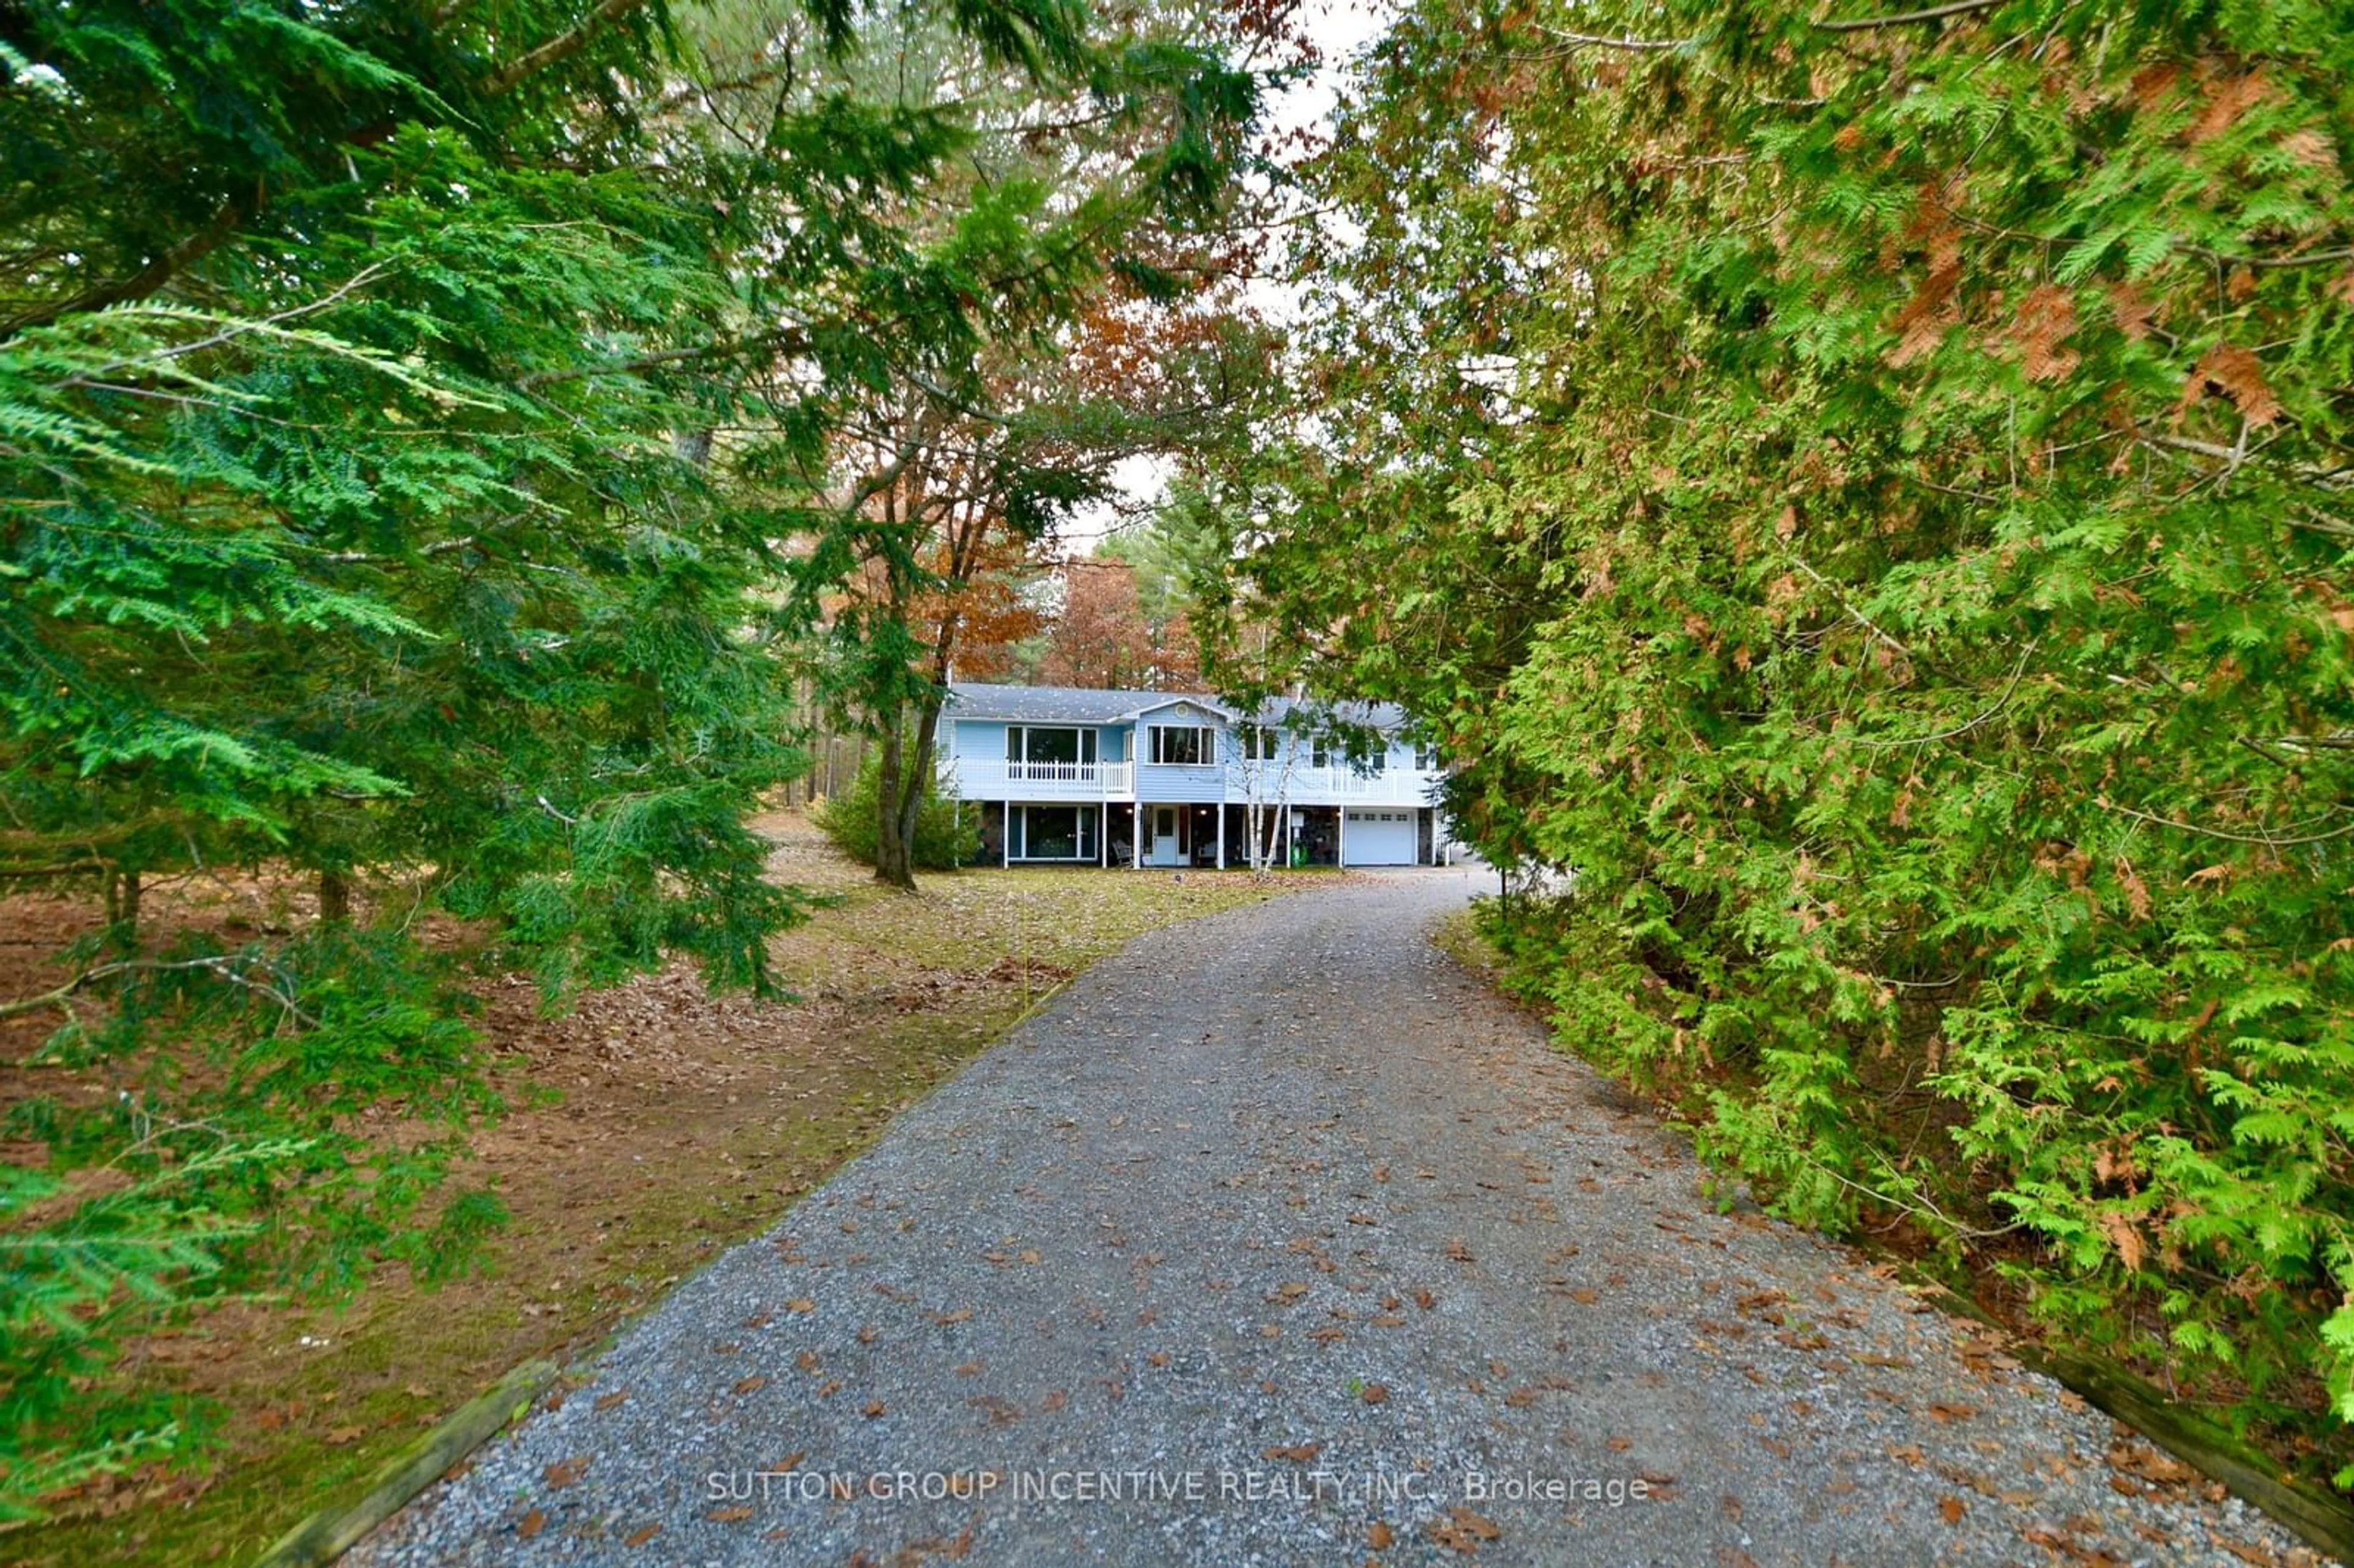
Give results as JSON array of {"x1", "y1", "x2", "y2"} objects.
[
  {"x1": 1039, "y1": 558, "x2": 1156, "y2": 687},
  {"x1": 1096, "y1": 516, "x2": 1207, "y2": 685},
  {"x1": 762, "y1": 0, "x2": 1271, "y2": 889}
]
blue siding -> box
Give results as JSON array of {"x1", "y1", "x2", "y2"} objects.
[
  {"x1": 948, "y1": 720, "x2": 1128, "y2": 765},
  {"x1": 1136, "y1": 764, "x2": 1222, "y2": 802},
  {"x1": 1135, "y1": 702, "x2": 1225, "y2": 802},
  {"x1": 937, "y1": 696, "x2": 1444, "y2": 818},
  {"x1": 949, "y1": 720, "x2": 1011, "y2": 766}
]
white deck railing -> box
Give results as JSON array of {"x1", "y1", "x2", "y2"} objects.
[
  {"x1": 940, "y1": 756, "x2": 1439, "y2": 807},
  {"x1": 942, "y1": 759, "x2": 1136, "y2": 798},
  {"x1": 1261, "y1": 767, "x2": 1437, "y2": 806}
]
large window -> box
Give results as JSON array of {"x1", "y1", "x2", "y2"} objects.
[
  {"x1": 1005, "y1": 726, "x2": 1095, "y2": 767},
  {"x1": 1240, "y1": 724, "x2": 1280, "y2": 761},
  {"x1": 1149, "y1": 725, "x2": 1216, "y2": 766},
  {"x1": 1011, "y1": 805, "x2": 1095, "y2": 860}
]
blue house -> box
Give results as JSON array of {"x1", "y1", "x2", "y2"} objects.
[{"x1": 933, "y1": 683, "x2": 1452, "y2": 869}]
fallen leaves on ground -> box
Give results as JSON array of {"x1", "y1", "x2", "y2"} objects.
[
  {"x1": 2108, "y1": 1442, "x2": 2197, "y2": 1486},
  {"x1": 1429, "y1": 1506, "x2": 1501, "y2": 1554}
]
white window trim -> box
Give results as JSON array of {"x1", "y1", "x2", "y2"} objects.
[
  {"x1": 1149, "y1": 725, "x2": 1217, "y2": 766},
  {"x1": 1005, "y1": 725, "x2": 1096, "y2": 765},
  {"x1": 1011, "y1": 804, "x2": 1097, "y2": 861}
]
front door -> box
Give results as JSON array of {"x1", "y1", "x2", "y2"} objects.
[{"x1": 1149, "y1": 805, "x2": 1182, "y2": 867}]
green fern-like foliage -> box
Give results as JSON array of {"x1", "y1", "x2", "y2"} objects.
[
  {"x1": 1233, "y1": 0, "x2": 2354, "y2": 1480},
  {"x1": 0, "y1": 0, "x2": 826, "y2": 1520},
  {"x1": 1, "y1": 0, "x2": 1262, "y2": 1521}
]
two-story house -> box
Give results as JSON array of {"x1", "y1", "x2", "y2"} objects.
[{"x1": 934, "y1": 683, "x2": 1452, "y2": 869}]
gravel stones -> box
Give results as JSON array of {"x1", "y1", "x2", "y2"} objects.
[{"x1": 354, "y1": 872, "x2": 2325, "y2": 1567}]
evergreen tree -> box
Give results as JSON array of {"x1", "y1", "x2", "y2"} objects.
[
  {"x1": 0, "y1": 0, "x2": 1259, "y2": 1515},
  {"x1": 1231, "y1": 0, "x2": 2354, "y2": 1474}
]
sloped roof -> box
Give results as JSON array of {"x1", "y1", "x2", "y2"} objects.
[
  {"x1": 944, "y1": 683, "x2": 1409, "y2": 733},
  {"x1": 943, "y1": 683, "x2": 1236, "y2": 724},
  {"x1": 1255, "y1": 695, "x2": 1412, "y2": 733}
]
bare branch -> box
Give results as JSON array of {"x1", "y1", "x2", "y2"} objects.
[
  {"x1": 1, "y1": 199, "x2": 243, "y2": 340},
  {"x1": 1536, "y1": 26, "x2": 1691, "y2": 51},
  {"x1": 482, "y1": 0, "x2": 654, "y2": 96},
  {"x1": 2182, "y1": 244, "x2": 2354, "y2": 272},
  {"x1": 1816, "y1": 0, "x2": 2005, "y2": 32},
  {"x1": 1791, "y1": 554, "x2": 1914, "y2": 660},
  {"x1": 2104, "y1": 802, "x2": 2354, "y2": 847}
]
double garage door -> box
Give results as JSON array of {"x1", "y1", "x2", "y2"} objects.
[{"x1": 1343, "y1": 809, "x2": 1417, "y2": 866}]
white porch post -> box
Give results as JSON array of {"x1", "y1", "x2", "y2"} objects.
[
  {"x1": 1002, "y1": 803, "x2": 1011, "y2": 868},
  {"x1": 1131, "y1": 804, "x2": 1141, "y2": 869},
  {"x1": 1099, "y1": 801, "x2": 1107, "y2": 867},
  {"x1": 1337, "y1": 805, "x2": 1346, "y2": 869},
  {"x1": 1215, "y1": 803, "x2": 1225, "y2": 870}
]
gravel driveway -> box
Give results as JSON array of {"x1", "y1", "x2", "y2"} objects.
[{"x1": 356, "y1": 872, "x2": 2321, "y2": 1567}]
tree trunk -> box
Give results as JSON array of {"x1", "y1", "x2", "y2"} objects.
[
  {"x1": 873, "y1": 722, "x2": 916, "y2": 891},
  {"x1": 319, "y1": 869, "x2": 351, "y2": 923},
  {"x1": 874, "y1": 693, "x2": 947, "y2": 892},
  {"x1": 105, "y1": 866, "x2": 142, "y2": 942}
]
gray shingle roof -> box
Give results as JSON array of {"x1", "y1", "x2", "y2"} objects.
[
  {"x1": 944, "y1": 683, "x2": 1410, "y2": 733},
  {"x1": 1256, "y1": 695, "x2": 1411, "y2": 733},
  {"x1": 942, "y1": 684, "x2": 1235, "y2": 724}
]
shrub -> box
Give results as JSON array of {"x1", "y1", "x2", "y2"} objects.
[{"x1": 813, "y1": 756, "x2": 980, "y2": 871}]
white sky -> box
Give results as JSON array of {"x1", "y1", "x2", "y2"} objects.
[{"x1": 1069, "y1": 0, "x2": 1390, "y2": 550}]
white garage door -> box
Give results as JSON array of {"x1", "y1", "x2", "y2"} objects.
[{"x1": 1343, "y1": 809, "x2": 1417, "y2": 866}]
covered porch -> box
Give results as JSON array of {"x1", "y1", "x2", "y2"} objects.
[{"x1": 970, "y1": 801, "x2": 1439, "y2": 869}]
